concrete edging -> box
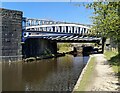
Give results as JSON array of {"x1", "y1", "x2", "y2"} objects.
[{"x1": 72, "y1": 55, "x2": 93, "y2": 92}]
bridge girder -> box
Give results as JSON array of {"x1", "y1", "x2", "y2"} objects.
[
  {"x1": 22, "y1": 18, "x2": 100, "y2": 43},
  {"x1": 23, "y1": 18, "x2": 91, "y2": 35},
  {"x1": 22, "y1": 31, "x2": 101, "y2": 43}
]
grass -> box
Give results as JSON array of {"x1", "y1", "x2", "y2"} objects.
[
  {"x1": 73, "y1": 51, "x2": 120, "y2": 92},
  {"x1": 104, "y1": 51, "x2": 120, "y2": 77},
  {"x1": 58, "y1": 47, "x2": 72, "y2": 53},
  {"x1": 74, "y1": 56, "x2": 95, "y2": 91},
  {"x1": 104, "y1": 51, "x2": 118, "y2": 60}
]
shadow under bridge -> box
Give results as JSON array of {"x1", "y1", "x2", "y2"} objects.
[{"x1": 21, "y1": 31, "x2": 101, "y2": 59}]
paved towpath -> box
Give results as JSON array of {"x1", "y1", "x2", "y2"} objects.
[{"x1": 87, "y1": 54, "x2": 119, "y2": 91}]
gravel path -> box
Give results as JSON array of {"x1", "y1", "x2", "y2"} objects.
[{"x1": 87, "y1": 54, "x2": 119, "y2": 91}]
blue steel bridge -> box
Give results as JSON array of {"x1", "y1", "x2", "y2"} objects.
[
  {"x1": 1, "y1": 8, "x2": 104, "y2": 62},
  {"x1": 22, "y1": 18, "x2": 101, "y2": 43},
  {"x1": 22, "y1": 18, "x2": 103, "y2": 58}
]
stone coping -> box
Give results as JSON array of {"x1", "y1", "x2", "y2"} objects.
[{"x1": 72, "y1": 55, "x2": 92, "y2": 92}]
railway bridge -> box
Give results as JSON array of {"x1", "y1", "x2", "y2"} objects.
[
  {"x1": 22, "y1": 18, "x2": 102, "y2": 58},
  {"x1": 1, "y1": 8, "x2": 104, "y2": 62}
]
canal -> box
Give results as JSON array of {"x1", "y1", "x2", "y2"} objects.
[{"x1": 2, "y1": 55, "x2": 89, "y2": 92}]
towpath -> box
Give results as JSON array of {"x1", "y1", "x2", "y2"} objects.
[{"x1": 87, "y1": 54, "x2": 119, "y2": 91}]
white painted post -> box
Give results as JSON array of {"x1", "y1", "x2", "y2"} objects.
[
  {"x1": 55, "y1": 26, "x2": 57, "y2": 32},
  {"x1": 77, "y1": 27, "x2": 79, "y2": 34},
  {"x1": 83, "y1": 28, "x2": 85, "y2": 35},
  {"x1": 61, "y1": 26, "x2": 63, "y2": 33},
  {"x1": 68, "y1": 26, "x2": 70, "y2": 33},
  {"x1": 38, "y1": 20, "x2": 40, "y2": 25},
  {"x1": 29, "y1": 20, "x2": 32, "y2": 26},
  {"x1": 85, "y1": 28, "x2": 88, "y2": 35},
  {"x1": 73, "y1": 26, "x2": 76, "y2": 33},
  {"x1": 80, "y1": 27, "x2": 82, "y2": 34},
  {"x1": 58, "y1": 26, "x2": 60, "y2": 32},
  {"x1": 64, "y1": 26, "x2": 66, "y2": 33}
]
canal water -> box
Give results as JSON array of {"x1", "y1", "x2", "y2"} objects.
[{"x1": 2, "y1": 55, "x2": 89, "y2": 92}]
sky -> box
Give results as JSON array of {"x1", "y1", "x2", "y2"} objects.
[{"x1": 1, "y1": 2, "x2": 94, "y2": 24}]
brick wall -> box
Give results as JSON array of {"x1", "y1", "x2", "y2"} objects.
[{"x1": 1, "y1": 8, "x2": 23, "y2": 62}]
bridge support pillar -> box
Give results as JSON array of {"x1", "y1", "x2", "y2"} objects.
[{"x1": 1, "y1": 8, "x2": 23, "y2": 62}]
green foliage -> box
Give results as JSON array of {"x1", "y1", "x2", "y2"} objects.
[
  {"x1": 43, "y1": 48, "x2": 52, "y2": 56},
  {"x1": 104, "y1": 51, "x2": 120, "y2": 76},
  {"x1": 57, "y1": 43, "x2": 72, "y2": 53},
  {"x1": 75, "y1": 57, "x2": 95, "y2": 91},
  {"x1": 85, "y1": 2, "x2": 120, "y2": 38},
  {"x1": 84, "y1": 2, "x2": 120, "y2": 54},
  {"x1": 104, "y1": 51, "x2": 117, "y2": 60},
  {"x1": 57, "y1": 43, "x2": 71, "y2": 48}
]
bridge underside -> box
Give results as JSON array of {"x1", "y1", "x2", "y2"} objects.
[
  {"x1": 22, "y1": 38, "x2": 57, "y2": 58},
  {"x1": 22, "y1": 31, "x2": 101, "y2": 58},
  {"x1": 22, "y1": 37, "x2": 101, "y2": 58},
  {"x1": 41, "y1": 36, "x2": 101, "y2": 43},
  {"x1": 22, "y1": 31, "x2": 101, "y2": 43},
  {"x1": 25, "y1": 36, "x2": 101, "y2": 43}
]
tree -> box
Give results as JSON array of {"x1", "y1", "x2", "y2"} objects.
[{"x1": 84, "y1": 2, "x2": 120, "y2": 55}]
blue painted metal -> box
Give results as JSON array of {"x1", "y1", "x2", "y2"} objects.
[
  {"x1": 21, "y1": 18, "x2": 101, "y2": 43},
  {"x1": 22, "y1": 30, "x2": 73, "y2": 42}
]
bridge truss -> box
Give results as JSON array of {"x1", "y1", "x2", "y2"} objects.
[{"x1": 22, "y1": 18, "x2": 101, "y2": 43}]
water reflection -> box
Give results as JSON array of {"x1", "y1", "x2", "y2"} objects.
[{"x1": 2, "y1": 55, "x2": 89, "y2": 91}]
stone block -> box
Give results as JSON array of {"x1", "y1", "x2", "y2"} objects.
[{"x1": 0, "y1": 8, "x2": 23, "y2": 62}]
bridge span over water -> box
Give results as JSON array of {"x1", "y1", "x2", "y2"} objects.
[
  {"x1": 21, "y1": 18, "x2": 103, "y2": 58},
  {"x1": 22, "y1": 18, "x2": 101, "y2": 43},
  {"x1": 1, "y1": 8, "x2": 104, "y2": 62}
]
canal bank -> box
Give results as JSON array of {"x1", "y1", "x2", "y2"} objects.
[
  {"x1": 72, "y1": 55, "x2": 95, "y2": 92},
  {"x1": 23, "y1": 53, "x2": 65, "y2": 62},
  {"x1": 73, "y1": 54, "x2": 119, "y2": 92}
]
